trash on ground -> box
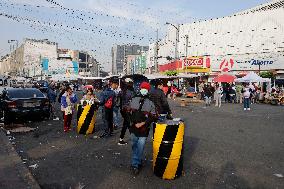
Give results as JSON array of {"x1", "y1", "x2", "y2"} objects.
[
  {"x1": 114, "y1": 152, "x2": 120, "y2": 155},
  {"x1": 93, "y1": 135, "x2": 99, "y2": 139},
  {"x1": 273, "y1": 173, "x2": 283, "y2": 178},
  {"x1": 8, "y1": 127, "x2": 36, "y2": 133},
  {"x1": 29, "y1": 164, "x2": 38, "y2": 169},
  {"x1": 75, "y1": 182, "x2": 85, "y2": 189},
  {"x1": 53, "y1": 117, "x2": 60, "y2": 121}
]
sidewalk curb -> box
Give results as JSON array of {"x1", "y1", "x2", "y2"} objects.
[{"x1": 0, "y1": 129, "x2": 41, "y2": 189}]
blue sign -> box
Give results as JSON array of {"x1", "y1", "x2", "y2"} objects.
[
  {"x1": 42, "y1": 58, "x2": 49, "y2": 71},
  {"x1": 72, "y1": 61, "x2": 79, "y2": 74},
  {"x1": 251, "y1": 59, "x2": 273, "y2": 66}
]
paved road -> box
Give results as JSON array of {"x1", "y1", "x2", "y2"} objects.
[{"x1": 7, "y1": 100, "x2": 284, "y2": 189}]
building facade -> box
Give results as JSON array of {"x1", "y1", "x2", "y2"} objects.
[
  {"x1": 147, "y1": 0, "x2": 284, "y2": 77},
  {"x1": 0, "y1": 39, "x2": 101, "y2": 79},
  {"x1": 111, "y1": 44, "x2": 149, "y2": 75}
]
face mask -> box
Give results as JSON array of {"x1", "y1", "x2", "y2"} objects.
[{"x1": 140, "y1": 89, "x2": 148, "y2": 96}]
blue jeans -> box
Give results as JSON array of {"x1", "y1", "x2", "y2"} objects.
[
  {"x1": 244, "y1": 98, "x2": 250, "y2": 109},
  {"x1": 131, "y1": 133, "x2": 147, "y2": 168},
  {"x1": 113, "y1": 106, "x2": 120, "y2": 126}
]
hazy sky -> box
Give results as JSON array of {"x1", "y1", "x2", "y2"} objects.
[{"x1": 0, "y1": 0, "x2": 269, "y2": 71}]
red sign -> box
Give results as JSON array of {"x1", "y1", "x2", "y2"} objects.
[
  {"x1": 220, "y1": 58, "x2": 234, "y2": 72},
  {"x1": 159, "y1": 60, "x2": 182, "y2": 72},
  {"x1": 183, "y1": 57, "x2": 204, "y2": 67}
]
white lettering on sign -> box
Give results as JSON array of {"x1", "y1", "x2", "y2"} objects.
[{"x1": 183, "y1": 57, "x2": 203, "y2": 67}]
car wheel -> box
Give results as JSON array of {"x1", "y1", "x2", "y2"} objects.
[{"x1": 3, "y1": 111, "x2": 11, "y2": 125}]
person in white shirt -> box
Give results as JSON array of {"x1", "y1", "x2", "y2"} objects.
[{"x1": 242, "y1": 84, "x2": 252, "y2": 111}]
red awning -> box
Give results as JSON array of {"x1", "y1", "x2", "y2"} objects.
[{"x1": 213, "y1": 74, "x2": 236, "y2": 83}]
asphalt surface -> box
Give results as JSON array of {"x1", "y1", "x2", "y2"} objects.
[{"x1": 5, "y1": 99, "x2": 284, "y2": 189}]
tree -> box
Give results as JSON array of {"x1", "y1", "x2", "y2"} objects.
[
  {"x1": 260, "y1": 71, "x2": 274, "y2": 78},
  {"x1": 165, "y1": 70, "x2": 178, "y2": 76}
]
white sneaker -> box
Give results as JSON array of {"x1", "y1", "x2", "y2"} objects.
[
  {"x1": 244, "y1": 108, "x2": 247, "y2": 111},
  {"x1": 247, "y1": 108, "x2": 251, "y2": 111}
]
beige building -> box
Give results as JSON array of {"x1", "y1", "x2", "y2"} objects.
[
  {"x1": 0, "y1": 39, "x2": 58, "y2": 77},
  {"x1": 0, "y1": 55, "x2": 12, "y2": 75}
]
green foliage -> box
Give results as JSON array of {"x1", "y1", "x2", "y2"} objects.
[
  {"x1": 165, "y1": 70, "x2": 178, "y2": 76},
  {"x1": 260, "y1": 71, "x2": 274, "y2": 78}
]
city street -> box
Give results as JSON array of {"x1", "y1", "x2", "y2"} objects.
[{"x1": 7, "y1": 100, "x2": 284, "y2": 189}]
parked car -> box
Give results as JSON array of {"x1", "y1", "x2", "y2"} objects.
[{"x1": 0, "y1": 88, "x2": 50, "y2": 125}]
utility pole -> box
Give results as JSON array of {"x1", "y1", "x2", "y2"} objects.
[
  {"x1": 185, "y1": 35, "x2": 189, "y2": 59},
  {"x1": 184, "y1": 35, "x2": 189, "y2": 71},
  {"x1": 175, "y1": 25, "x2": 180, "y2": 60},
  {"x1": 154, "y1": 29, "x2": 159, "y2": 73},
  {"x1": 165, "y1": 22, "x2": 180, "y2": 60},
  {"x1": 85, "y1": 53, "x2": 88, "y2": 77}
]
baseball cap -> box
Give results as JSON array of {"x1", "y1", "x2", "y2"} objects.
[{"x1": 125, "y1": 78, "x2": 133, "y2": 83}]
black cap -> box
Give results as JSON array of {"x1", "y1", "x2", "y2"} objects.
[
  {"x1": 109, "y1": 78, "x2": 119, "y2": 84},
  {"x1": 154, "y1": 79, "x2": 163, "y2": 88}
]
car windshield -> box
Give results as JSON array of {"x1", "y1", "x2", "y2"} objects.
[{"x1": 7, "y1": 89, "x2": 45, "y2": 99}]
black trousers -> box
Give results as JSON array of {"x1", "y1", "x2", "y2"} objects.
[
  {"x1": 120, "y1": 110, "x2": 130, "y2": 139},
  {"x1": 104, "y1": 108, "x2": 113, "y2": 134}
]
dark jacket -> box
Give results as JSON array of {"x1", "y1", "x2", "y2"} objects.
[
  {"x1": 99, "y1": 88, "x2": 116, "y2": 109},
  {"x1": 58, "y1": 89, "x2": 65, "y2": 103},
  {"x1": 121, "y1": 87, "x2": 135, "y2": 111},
  {"x1": 129, "y1": 95, "x2": 157, "y2": 137},
  {"x1": 204, "y1": 86, "x2": 213, "y2": 97},
  {"x1": 47, "y1": 87, "x2": 57, "y2": 103},
  {"x1": 150, "y1": 88, "x2": 172, "y2": 115}
]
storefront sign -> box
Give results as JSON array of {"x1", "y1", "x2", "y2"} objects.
[
  {"x1": 183, "y1": 57, "x2": 203, "y2": 67},
  {"x1": 250, "y1": 59, "x2": 273, "y2": 66},
  {"x1": 219, "y1": 58, "x2": 234, "y2": 72}
]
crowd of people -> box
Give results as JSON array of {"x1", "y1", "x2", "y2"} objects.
[
  {"x1": 28, "y1": 77, "x2": 284, "y2": 176},
  {"x1": 42, "y1": 78, "x2": 172, "y2": 176},
  {"x1": 197, "y1": 81, "x2": 284, "y2": 110}
]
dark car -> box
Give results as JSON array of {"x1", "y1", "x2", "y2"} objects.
[{"x1": 0, "y1": 88, "x2": 50, "y2": 124}]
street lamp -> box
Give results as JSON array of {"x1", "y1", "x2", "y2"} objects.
[{"x1": 166, "y1": 22, "x2": 180, "y2": 60}]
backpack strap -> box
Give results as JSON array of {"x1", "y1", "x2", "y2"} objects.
[{"x1": 138, "y1": 97, "x2": 145, "y2": 111}]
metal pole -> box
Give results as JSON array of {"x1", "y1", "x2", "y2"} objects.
[
  {"x1": 155, "y1": 29, "x2": 159, "y2": 73},
  {"x1": 175, "y1": 25, "x2": 180, "y2": 60},
  {"x1": 185, "y1": 35, "x2": 188, "y2": 59}
]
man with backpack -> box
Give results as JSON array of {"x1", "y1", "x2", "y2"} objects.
[
  {"x1": 99, "y1": 78, "x2": 119, "y2": 138},
  {"x1": 129, "y1": 82, "x2": 158, "y2": 175}
]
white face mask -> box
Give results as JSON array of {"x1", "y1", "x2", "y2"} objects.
[{"x1": 140, "y1": 89, "x2": 148, "y2": 96}]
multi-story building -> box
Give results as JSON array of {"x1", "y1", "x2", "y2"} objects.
[
  {"x1": 147, "y1": 0, "x2": 284, "y2": 79},
  {"x1": 0, "y1": 39, "x2": 101, "y2": 78},
  {"x1": 0, "y1": 55, "x2": 12, "y2": 75},
  {"x1": 111, "y1": 44, "x2": 149, "y2": 75}
]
